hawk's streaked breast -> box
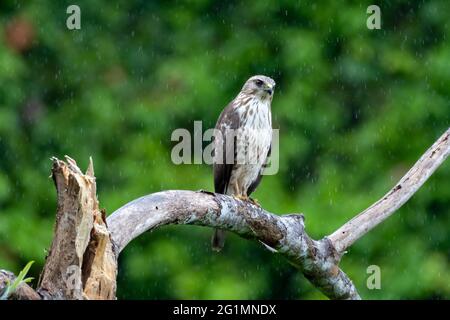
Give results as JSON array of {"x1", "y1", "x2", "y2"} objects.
[{"x1": 213, "y1": 75, "x2": 275, "y2": 197}]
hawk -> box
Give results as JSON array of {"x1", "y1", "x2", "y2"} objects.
[{"x1": 212, "y1": 75, "x2": 275, "y2": 251}]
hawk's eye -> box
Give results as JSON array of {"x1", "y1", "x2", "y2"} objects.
[{"x1": 255, "y1": 79, "x2": 264, "y2": 86}]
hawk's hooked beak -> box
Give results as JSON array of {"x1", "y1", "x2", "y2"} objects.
[{"x1": 264, "y1": 85, "x2": 274, "y2": 95}]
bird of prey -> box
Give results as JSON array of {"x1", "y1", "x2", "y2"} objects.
[{"x1": 212, "y1": 75, "x2": 275, "y2": 251}]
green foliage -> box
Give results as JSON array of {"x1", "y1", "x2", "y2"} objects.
[
  {"x1": 0, "y1": 261, "x2": 34, "y2": 300},
  {"x1": 0, "y1": 1, "x2": 448, "y2": 299}
]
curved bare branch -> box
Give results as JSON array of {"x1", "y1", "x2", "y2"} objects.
[
  {"x1": 107, "y1": 191, "x2": 360, "y2": 300},
  {"x1": 107, "y1": 128, "x2": 449, "y2": 300},
  {"x1": 328, "y1": 128, "x2": 450, "y2": 254}
]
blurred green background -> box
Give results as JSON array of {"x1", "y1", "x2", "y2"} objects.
[{"x1": 0, "y1": 0, "x2": 449, "y2": 299}]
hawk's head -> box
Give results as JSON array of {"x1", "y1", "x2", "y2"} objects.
[{"x1": 241, "y1": 75, "x2": 276, "y2": 102}]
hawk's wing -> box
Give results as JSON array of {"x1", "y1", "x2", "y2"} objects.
[
  {"x1": 213, "y1": 101, "x2": 240, "y2": 194},
  {"x1": 247, "y1": 143, "x2": 272, "y2": 196}
]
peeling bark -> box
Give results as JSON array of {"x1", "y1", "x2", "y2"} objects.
[{"x1": 37, "y1": 157, "x2": 117, "y2": 300}]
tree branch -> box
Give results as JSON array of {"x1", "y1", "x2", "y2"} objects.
[
  {"x1": 107, "y1": 191, "x2": 361, "y2": 300},
  {"x1": 1, "y1": 129, "x2": 447, "y2": 300},
  {"x1": 107, "y1": 127, "x2": 449, "y2": 300},
  {"x1": 328, "y1": 128, "x2": 450, "y2": 254}
]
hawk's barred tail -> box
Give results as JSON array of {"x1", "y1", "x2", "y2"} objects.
[{"x1": 211, "y1": 229, "x2": 226, "y2": 252}]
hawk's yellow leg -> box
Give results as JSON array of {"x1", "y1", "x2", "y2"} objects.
[{"x1": 232, "y1": 182, "x2": 249, "y2": 201}]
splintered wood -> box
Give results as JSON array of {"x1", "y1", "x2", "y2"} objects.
[{"x1": 38, "y1": 156, "x2": 116, "y2": 300}]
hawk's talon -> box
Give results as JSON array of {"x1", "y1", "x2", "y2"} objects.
[
  {"x1": 233, "y1": 195, "x2": 249, "y2": 202},
  {"x1": 248, "y1": 197, "x2": 261, "y2": 207}
]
